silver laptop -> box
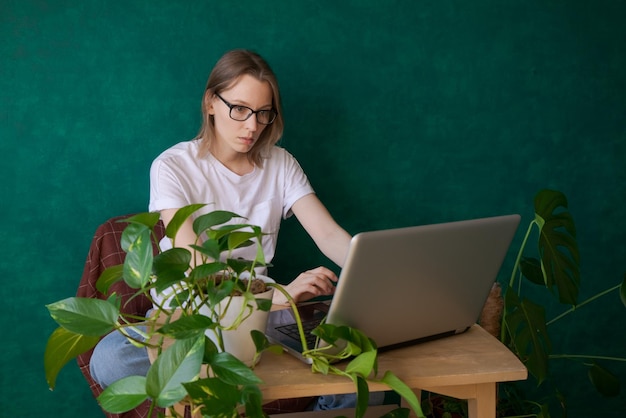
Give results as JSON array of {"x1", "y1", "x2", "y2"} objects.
[{"x1": 265, "y1": 214, "x2": 521, "y2": 363}]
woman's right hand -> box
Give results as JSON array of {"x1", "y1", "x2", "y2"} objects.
[{"x1": 272, "y1": 266, "x2": 338, "y2": 305}]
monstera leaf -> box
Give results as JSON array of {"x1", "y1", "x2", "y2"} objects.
[
  {"x1": 503, "y1": 286, "x2": 552, "y2": 384},
  {"x1": 588, "y1": 362, "x2": 621, "y2": 397},
  {"x1": 519, "y1": 256, "x2": 545, "y2": 286},
  {"x1": 533, "y1": 189, "x2": 581, "y2": 305}
]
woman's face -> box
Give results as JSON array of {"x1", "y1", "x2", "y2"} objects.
[{"x1": 208, "y1": 74, "x2": 274, "y2": 158}]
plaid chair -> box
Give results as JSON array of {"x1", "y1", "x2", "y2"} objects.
[
  {"x1": 76, "y1": 215, "x2": 315, "y2": 417},
  {"x1": 76, "y1": 215, "x2": 169, "y2": 418}
]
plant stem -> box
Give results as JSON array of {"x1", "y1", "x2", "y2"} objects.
[
  {"x1": 549, "y1": 354, "x2": 626, "y2": 362},
  {"x1": 268, "y1": 284, "x2": 310, "y2": 350},
  {"x1": 509, "y1": 221, "x2": 536, "y2": 288},
  {"x1": 547, "y1": 284, "x2": 621, "y2": 326}
]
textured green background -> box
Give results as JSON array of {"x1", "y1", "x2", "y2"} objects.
[{"x1": 1, "y1": 1, "x2": 625, "y2": 416}]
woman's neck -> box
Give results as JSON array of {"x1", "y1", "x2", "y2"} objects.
[{"x1": 209, "y1": 144, "x2": 254, "y2": 176}]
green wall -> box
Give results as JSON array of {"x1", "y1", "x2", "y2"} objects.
[{"x1": 1, "y1": 1, "x2": 625, "y2": 416}]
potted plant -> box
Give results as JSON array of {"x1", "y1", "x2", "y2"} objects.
[
  {"x1": 45, "y1": 204, "x2": 425, "y2": 418},
  {"x1": 499, "y1": 189, "x2": 626, "y2": 417},
  {"x1": 420, "y1": 189, "x2": 625, "y2": 418}
]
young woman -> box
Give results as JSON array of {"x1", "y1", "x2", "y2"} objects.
[
  {"x1": 148, "y1": 49, "x2": 351, "y2": 307},
  {"x1": 91, "y1": 49, "x2": 383, "y2": 409}
]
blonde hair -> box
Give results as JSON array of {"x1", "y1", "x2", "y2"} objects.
[{"x1": 196, "y1": 49, "x2": 284, "y2": 167}]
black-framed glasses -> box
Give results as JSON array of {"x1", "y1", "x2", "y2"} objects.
[{"x1": 215, "y1": 93, "x2": 277, "y2": 125}]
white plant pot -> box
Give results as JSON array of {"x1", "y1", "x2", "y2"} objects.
[{"x1": 198, "y1": 274, "x2": 275, "y2": 367}]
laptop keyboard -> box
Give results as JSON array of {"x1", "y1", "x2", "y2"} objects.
[{"x1": 275, "y1": 318, "x2": 321, "y2": 347}]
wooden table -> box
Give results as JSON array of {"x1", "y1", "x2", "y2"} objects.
[{"x1": 253, "y1": 324, "x2": 527, "y2": 418}]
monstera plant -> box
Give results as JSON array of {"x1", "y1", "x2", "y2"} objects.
[{"x1": 499, "y1": 189, "x2": 626, "y2": 417}]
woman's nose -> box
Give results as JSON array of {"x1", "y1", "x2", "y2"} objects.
[{"x1": 244, "y1": 114, "x2": 258, "y2": 131}]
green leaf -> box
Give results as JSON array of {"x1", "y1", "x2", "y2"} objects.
[
  {"x1": 620, "y1": 273, "x2": 626, "y2": 308},
  {"x1": 95, "y1": 264, "x2": 124, "y2": 294},
  {"x1": 157, "y1": 314, "x2": 215, "y2": 339},
  {"x1": 190, "y1": 239, "x2": 222, "y2": 260},
  {"x1": 250, "y1": 329, "x2": 283, "y2": 359},
  {"x1": 120, "y1": 212, "x2": 161, "y2": 229},
  {"x1": 314, "y1": 325, "x2": 376, "y2": 360},
  {"x1": 122, "y1": 223, "x2": 153, "y2": 289},
  {"x1": 166, "y1": 203, "x2": 207, "y2": 239},
  {"x1": 350, "y1": 328, "x2": 377, "y2": 353},
  {"x1": 153, "y1": 247, "x2": 191, "y2": 273},
  {"x1": 188, "y1": 261, "x2": 228, "y2": 282},
  {"x1": 184, "y1": 377, "x2": 242, "y2": 416},
  {"x1": 346, "y1": 350, "x2": 377, "y2": 378},
  {"x1": 311, "y1": 355, "x2": 331, "y2": 375},
  {"x1": 206, "y1": 280, "x2": 236, "y2": 307},
  {"x1": 534, "y1": 189, "x2": 580, "y2": 305},
  {"x1": 209, "y1": 351, "x2": 263, "y2": 386},
  {"x1": 251, "y1": 329, "x2": 270, "y2": 351},
  {"x1": 503, "y1": 287, "x2": 551, "y2": 384},
  {"x1": 106, "y1": 293, "x2": 122, "y2": 311},
  {"x1": 202, "y1": 335, "x2": 220, "y2": 361},
  {"x1": 44, "y1": 326, "x2": 100, "y2": 389},
  {"x1": 588, "y1": 362, "x2": 621, "y2": 397},
  {"x1": 312, "y1": 324, "x2": 350, "y2": 346},
  {"x1": 152, "y1": 248, "x2": 191, "y2": 291},
  {"x1": 146, "y1": 335, "x2": 204, "y2": 407},
  {"x1": 120, "y1": 222, "x2": 147, "y2": 252},
  {"x1": 242, "y1": 384, "x2": 265, "y2": 417},
  {"x1": 255, "y1": 297, "x2": 272, "y2": 312},
  {"x1": 227, "y1": 257, "x2": 256, "y2": 275},
  {"x1": 46, "y1": 297, "x2": 119, "y2": 336},
  {"x1": 98, "y1": 375, "x2": 148, "y2": 413},
  {"x1": 381, "y1": 371, "x2": 423, "y2": 417},
  {"x1": 227, "y1": 231, "x2": 257, "y2": 251},
  {"x1": 193, "y1": 210, "x2": 243, "y2": 236},
  {"x1": 355, "y1": 375, "x2": 369, "y2": 418},
  {"x1": 519, "y1": 257, "x2": 545, "y2": 286}
]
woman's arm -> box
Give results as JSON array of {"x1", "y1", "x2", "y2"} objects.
[
  {"x1": 270, "y1": 194, "x2": 352, "y2": 305},
  {"x1": 161, "y1": 196, "x2": 351, "y2": 305},
  {"x1": 159, "y1": 208, "x2": 203, "y2": 265},
  {"x1": 291, "y1": 193, "x2": 352, "y2": 268}
]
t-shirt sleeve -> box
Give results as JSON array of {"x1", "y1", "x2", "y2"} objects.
[
  {"x1": 149, "y1": 158, "x2": 188, "y2": 212},
  {"x1": 282, "y1": 150, "x2": 315, "y2": 219}
]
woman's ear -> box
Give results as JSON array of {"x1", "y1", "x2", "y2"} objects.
[{"x1": 204, "y1": 91, "x2": 216, "y2": 116}]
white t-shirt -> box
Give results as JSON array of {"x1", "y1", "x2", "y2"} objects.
[{"x1": 149, "y1": 138, "x2": 314, "y2": 268}]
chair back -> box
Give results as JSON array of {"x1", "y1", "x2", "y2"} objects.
[{"x1": 76, "y1": 214, "x2": 165, "y2": 418}]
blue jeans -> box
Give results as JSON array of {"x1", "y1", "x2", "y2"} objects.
[
  {"x1": 90, "y1": 327, "x2": 151, "y2": 388},
  {"x1": 314, "y1": 392, "x2": 385, "y2": 410}
]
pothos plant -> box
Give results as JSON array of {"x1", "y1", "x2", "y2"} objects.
[
  {"x1": 45, "y1": 204, "x2": 424, "y2": 418},
  {"x1": 498, "y1": 189, "x2": 626, "y2": 417}
]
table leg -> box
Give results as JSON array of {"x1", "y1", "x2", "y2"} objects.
[{"x1": 467, "y1": 383, "x2": 496, "y2": 418}]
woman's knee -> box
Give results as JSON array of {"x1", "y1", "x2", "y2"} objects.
[{"x1": 89, "y1": 328, "x2": 151, "y2": 388}]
